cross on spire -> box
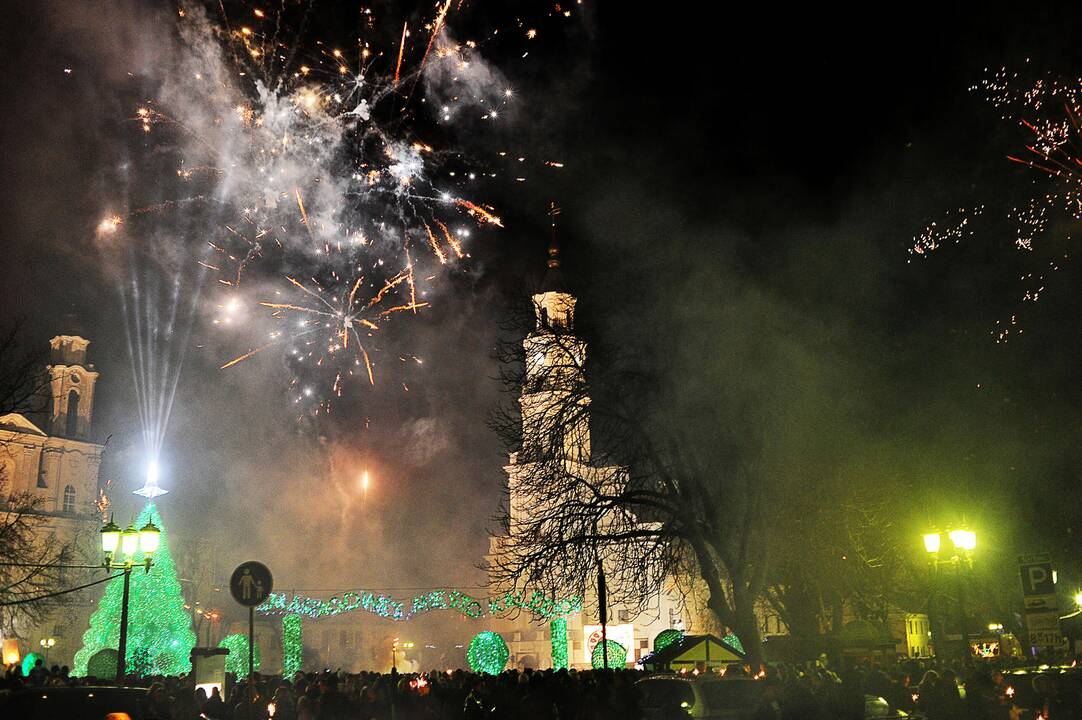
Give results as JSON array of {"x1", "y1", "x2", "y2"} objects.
[{"x1": 548, "y1": 201, "x2": 561, "y2": 269}]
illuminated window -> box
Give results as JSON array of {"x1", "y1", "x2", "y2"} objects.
[{"x1": 62, "y1": 485, "x2": 75, "y2": 513}]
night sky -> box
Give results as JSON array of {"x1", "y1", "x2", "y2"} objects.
[{"x1": 2, "y1": 2, "x2": 1082, "y2": 604}]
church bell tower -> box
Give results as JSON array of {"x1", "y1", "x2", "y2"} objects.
[
  {"x1": 517, "y1": 225, "x2": 591, "y2": 466},
  {"x1": 46, "y1": 335, "x2": 99, "y2": 440}
]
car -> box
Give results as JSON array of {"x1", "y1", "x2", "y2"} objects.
[
  {"x1": 0, "y1": 686, "x2": 160, "y2": 720},
  {"x1": 636, "y1": 675, "x2": 913, "y2": 719}
]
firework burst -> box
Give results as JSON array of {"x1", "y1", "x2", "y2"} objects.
[{"x1": 912, "y1": 67, "x2": 1081, "y2": 342}]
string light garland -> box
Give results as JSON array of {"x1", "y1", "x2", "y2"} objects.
[
  {"x1": 723, "y1": 632, "x2": 744, "y2": 655},
  {"x1": 73, "y1": 503, "x2": 196, "y2": 677},
  {"x1": 219, "y1": 633, "x2": 261, "y2": 677},
  {"x1": 128, "y1": 647, "x2": 152, "y2": 678},
  {"x1": 591, "y1": 640, "x2": 627, "y2": 669},
  {"x1": 282, "y1": 614, "x2": 303, "y2": 677},
  {"x1": 258, "y1": 589, "x2": 581, "y2": 621},
  {"x1": 550, "y1": 618, "x2": 568, "y2": 670},
  {"x1": 653, "y1": 628, "x2": 683, "y2": 651},
  {"x1": 466, "y1": 631, "x2": 509, "y2": 675}
]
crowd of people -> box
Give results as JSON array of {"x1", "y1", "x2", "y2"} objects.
[{"x1": 2, "y1": 656, "x2": 1082, "y2": 718}]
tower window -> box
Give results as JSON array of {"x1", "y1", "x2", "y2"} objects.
[
  {"x1": 65, "y1": 390, "x2": 80, "y2": 437},
  {"x1": 62, "y1": 485, "x2": 75, "y2": 513}
]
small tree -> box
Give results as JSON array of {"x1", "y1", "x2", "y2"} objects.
[{"x1": 219, "y1": 633, "x2": 260, "y2": 677}]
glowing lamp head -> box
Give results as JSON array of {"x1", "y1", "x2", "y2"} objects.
[
  {"x1": 139, "y1": 521, "x2": 161, "y2": 556},
  {"x1": 120, "y1": 524, "x2": 139, "y2": 558},
  {"x1": 1074, "y1": 592, "x2": 1082, "y2": 608},
  {"x1": 100, "y1": 518, "x2": 122, "y2": 556},
  {"x1": 949, "y1": 529, "x2": 976, "y2": 551},
  {"x1": 923, "y1": 533, "x2": 941, "y2": 554}
]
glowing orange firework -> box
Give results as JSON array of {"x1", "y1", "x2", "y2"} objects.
[
  {"x1": 455, "y1": 199, "x2": 503, "y2": 227},
  {"x1": 423, "y1": 222, "x2": 447, "y2": 264},
  {"x1": 223, "y1": 261, "x2": 427, "y2": 400},
  {"x1": 435, "y1": 220, "x2": 465, "y2": 258},
  {"x1": 106, "y1": 0, "x2": 581, "y2": 415},
  {"x1": 420, "y1": 1, "x2": 454, "y2": 74},
  {"x1": 394, "y1": 21, "x2": 408, "y2": 85}
]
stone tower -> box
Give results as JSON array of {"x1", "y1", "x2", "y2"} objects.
[
  {"x1": 517, "y1": 238, "x2": 591, "y2": 466},
  {"x1": 46, "y1": 335, "x2": 99, "y2": 440},
  {"x1": 489, "y1": 234, "x2": 693, "y2": 670}
]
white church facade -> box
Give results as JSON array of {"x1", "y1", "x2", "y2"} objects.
[{"x1": 0, "y1": 335, "x2": 107, "y2": 668}]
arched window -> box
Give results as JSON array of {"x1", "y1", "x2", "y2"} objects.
[
  {"x1": 37, "y1": 452, "x2": 48, "y2": 488},
  {"x1": 62, "y1": 485, "x2": 75, "y2": 513},
  {"x1": 65, "y1": 390, "x2": 80, "y2": 437}
]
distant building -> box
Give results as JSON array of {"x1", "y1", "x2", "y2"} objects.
[
  {"x1": 487, "y1": 241, "x2": 703, "y2": 669},
  {"x1": 0, "y1": 335, "x2": 106, "y2": 668}
]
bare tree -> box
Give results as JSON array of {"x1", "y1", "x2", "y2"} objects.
[
  {"x1": 0, "y1": 322, "x2": 49, "y2": 417},
  {"x1": 763, "y1": 475, "x2": 928, "y2": 662},
  {"x1": 0, "y1": 324, "x2": 75, "y2": 635},
  {"x1": 488, "y1": 290, "x2": 773, "y2": 667},
  {"x1": 0, "y1": 459, "x2": 75, "y2": 635}
]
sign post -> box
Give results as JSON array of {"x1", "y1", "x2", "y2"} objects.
[
  {"x1": 230, "y1": 561, "x2": 272, "y2": 702},
  {"x1": 1018, "y1": 553, "x2": 1061, "y2": 654}
]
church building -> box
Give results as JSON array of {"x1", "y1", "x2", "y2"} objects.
[
  {"x1": 0, "y1": 335, "x2": 107, "y2": 668},
  {"x1": 487, "y1": 241, "x2": 707, "y2": 670}
]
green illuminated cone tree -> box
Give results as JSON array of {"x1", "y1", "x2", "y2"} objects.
[
  {"x1": 73, "y1": 503, "x2": 196, "y2": 677},
  {"x1": 219, "y1": 633, "x2": 261, "y2": 677}
]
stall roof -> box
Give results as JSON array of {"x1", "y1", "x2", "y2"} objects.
[{"x1": 640, "y1": 634, "x2": 745, "y2": 669}]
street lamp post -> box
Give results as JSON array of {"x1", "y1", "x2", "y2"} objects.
[
  {"x1": 39, "y1": 638, "x2": 56, "y2": 665},
  {"x1": 100, "y1": 516, "x2": 161, "y2": 684},
  {"x1": 923, "y1": 529, "x2": 976, "y2": 661}
]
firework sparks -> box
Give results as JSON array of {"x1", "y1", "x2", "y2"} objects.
[
  {"x1": 916, "y1": 67, "x2": 1082, "y2": 342},
  {"x1": 100, "y1": 0, "x2": 583, "y2": 414},
  {"x1": 455, "y1": 199, "x2": 504, "y2": 226}
]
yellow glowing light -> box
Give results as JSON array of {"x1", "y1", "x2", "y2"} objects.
[
  {"x1": 923, "y1": 533, "x2": 941, "y2": 554},
  {"x1": 241, "y1": 27, "x2": 252, "y2": 36},
  {"x1": 1074, "y1": 592, "x2": 1082, "y2": 607},
  {"x1": 949, "y1": 529, "x2": 976, "y2": 551},
  {"x1": 3, "y1": 639, "x2": 21, "y2": 665},
  {"x1": 98, "y1": 215, "x2": 123, "y2": 234},
  {"x1": 121, "y1": 525, "x2": 139, "y2": 558}
]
